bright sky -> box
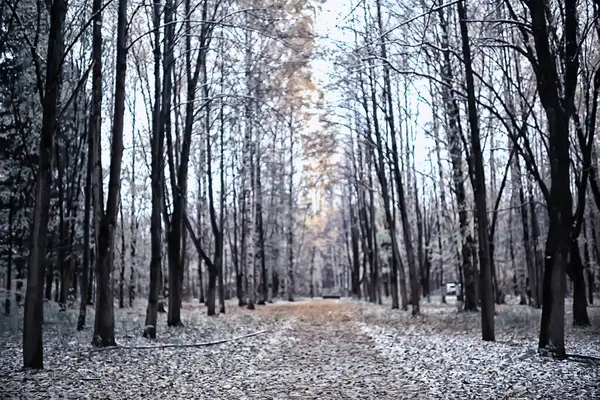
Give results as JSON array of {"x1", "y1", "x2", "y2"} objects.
[{"x1": 312, "y1": 0, "x2": 435, "y2": 179}]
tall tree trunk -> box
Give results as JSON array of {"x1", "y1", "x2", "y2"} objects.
[
  {"x1": 368, "y1": 147, "x2": 380, "y2": 304},
  {"x1": 309, "y1": 246, "x2": 316, "y2": 298},
  {"x1": 5, "y1": 195, "x2": 14, "y2": 315},
  {"x1": 129, "y1": 131, "x2": 137, "y2": 307},
  {"x1": 92, "y1": 0, "x2": 127, "y2": 346},
  {"x1": 87, "y1": 256, "x2": 94, "y2": 305},
  {"x1": 530, "y1": 190, "x2": 544, "y2": 308},
  {"x1": 197, "y1": 156, "x2": 205, "y2": 304},
  {"x1": 203, "y1": 64, "x2": 219, "y2": 317},
  {"x1": 23, "y1": 0, "x2": 67, "y2": 369},
  {"x1": 143, "y1": 5, "x2": 162, "y2": 332},
  {"x1": 119, "y1": 200, "x2": 126, "y2": 309},
  {"x1": 457, "y1": 0, "x2": 494, "y2": 340},
  {"x1": 78, "y1": 121, "x2": 92, "y2": 330},
  {"x1": 243, "y1": 15, "x2": 256, "y2": 308},
  {"x1": 255, "y1": 140, "x2": 267, "y2": 305},
  {"x1": 568, "y1": 240, "x2": 590, "y2": 326},
  {"x1": 218, "y1": 93, "x2": 226, "y2": 314},
  {"x1": 525, "y1": 0, "x2": 578, "y2": 358},
  {"x1": 232, "y1": 150, "x2": 244, "y2": 306},
  {"x1": 286, "y1": 119, "x2": 295, "y2": 302},
  {"x1": 57, "y1": 138, "x2": 68, "y2": 310},
  {"x1": 415, "y1": 181, "x2": 425, "y2": 299},
  {"x1": 163, "y1": 0, "x2": 183, "y2": 327},
  {"x1": 143, "y1": 0, "x2": 162, "y2": 339},
  {"x1": 45, "y1": 245, "x2": 53, "y2": 302},
  {"x1": 584, "y1": 218, "x2": 595, "y2": 305},
  {"x1": 350, "y1": 194, "x2": 361, "y2": 298}
]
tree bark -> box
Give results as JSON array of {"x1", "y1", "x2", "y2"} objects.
[
  {"x1": 286, "y1": 120, "x2": 295, "y2": 302},
  {"x1": 5, "y1": 196, "x2": 13, "y2": 315},
  {"x1": 164, "y1": 0, "x2": 183, "y2": 327},
  {"x1": 525, "y1": 0, "x2": 578, "y2": 358},
  {"x1": 584, "y1": 218, "x2": 595, "y2": 305},
  {"x1": 243, "y1": 15, "x2": 256, "y2": 308},
  {"x1": 568, "y1": 240, "x2": 590, "y2": 326},
  {"x1": 92, "y1": 0, "x2": 127, "y2": 346},
  {"x1": 78, "y1": 121, "x2": 92, "y2": 329},
  {"x1": 23, "y1": 0, "x2": 67, "y2": 369},
  {"x1": 143, "y1": 0, "x2": 162, "y2": 340},
  {"x1": 457, "y1": 0, "x2": 494, "y2": 340},
  {"x1": 119, "y1": 200, "x2": 126, "y2": 309},
  {"x1": 129, "y1": 128, "x2": 137, "y2": 307}
]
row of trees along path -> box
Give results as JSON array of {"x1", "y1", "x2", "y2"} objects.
[{"x1": 0, "y1": 0, "x2": 598, "y2": 370}]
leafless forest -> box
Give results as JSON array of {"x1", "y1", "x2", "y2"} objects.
[{"x1": 0, "y1": 0, "x2": 599, "y2": 397}]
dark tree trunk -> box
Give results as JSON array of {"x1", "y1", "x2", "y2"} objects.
[
  {"x1": 218, "y1": 91, "x2": 226, "y2": 314},
  {"x1": 45, "y1": 238, "x2": 53, "y2": 302},
  {"x1": 57, "y1": 139, "x2": 68, "y2": 310},
  {"x1": 144, "y1": 95, "x2": 162, "y2": 340},
  {"x1": 78, "y1": 113, "x2": 93, "y2": 331},
  {"x1": 218, "y1": 253, "x2": 225, "y2": 314},
  {"x1": 231, "y1": 152, "x2": 244, "y2": 306},
  {"x1": 119, "y1": 201, "x2": 126, "y2": 309},
  {"x1": 457, "y1": 0, "x2": 494, "y2": 340},
  {"x1": 207, "y1": 267, "x2": 217, "y2": 316},
  {"x1": 368, "y1": 149, "x2": 381, "y2": 304},
  {"x1": 350, "y1": 202, "x2": 361, "y2": 298},
  {"x1": 286, "y1": 123, "x2": 294, "y2": 303},
  {"x1": 162, "y1": 0, "x2": 183, "y2": 328},
  {"x1": 583, "y1": 220, "x2": 594, "y2": 305},
  {"x1": 92, "y1": 0, "x2": 127, "y2": 346},
  {"x1": 568, "y1": 240, "x2": 590, "y2": 326},
  {"x1": 530, "y1": 193, "x2": 544, "y2": 308},
  {"x1": 16, "y1": 256, "x2": 24, "y2": 306},
  {"x1": 23, "y1": 0, "x2": 67, "y2": 369},
  {"x1": 87, "y1": 255, "x2": 94, "y2": 305},
  {"x1": 415, "y1": 183, "x2": 425, "y2": 299},
  {"x1": 538, "y1": 111, "x2": 572, "y2": 358},
  {"x1": 525, "y1": 0, "x2": 578, "y2": 358},
  {"x1": 309, "y1": 246, "x2": 316, "y2": 298},
  {"x1": 198, "y1": 259, "x2": 204, "y2": 303},
  {"x1": 129, "y1": 131, "x2": 137, "y2": 308},
  {"x1": 255, "y1": 143, "x2": 267, "y2": 305},
  {"x1": 5, "y1": 196, "x2": 14, "y2": 315}
]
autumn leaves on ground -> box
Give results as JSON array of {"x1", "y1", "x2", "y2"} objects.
[{"x1": 1, "y1": 299, "x2": 599, "y2": 399}]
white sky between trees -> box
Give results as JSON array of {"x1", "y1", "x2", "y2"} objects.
[{"x1": 314, "y1": 0, "x2": 437, "y2": 181}]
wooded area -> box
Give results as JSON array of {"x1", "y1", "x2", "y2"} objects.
[{"x1": 0, "y1": 0, "x2": 599, "y2": 395}]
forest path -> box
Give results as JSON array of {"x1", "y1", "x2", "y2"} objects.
[{"x1": 208, "y1": 299, "x2": 425, "y2": 398}]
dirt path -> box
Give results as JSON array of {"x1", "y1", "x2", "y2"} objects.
[{"x1": 196, "y1": 300, "x2": 424, "y2": 399}]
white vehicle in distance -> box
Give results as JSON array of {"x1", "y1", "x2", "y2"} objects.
[{"x1": 445, "y1": 282, "x2": 461, "y2": 296}]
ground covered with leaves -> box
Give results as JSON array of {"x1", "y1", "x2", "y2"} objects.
[{"x1": 1, "y1": 297, "x2": 599, "y2": 399}]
